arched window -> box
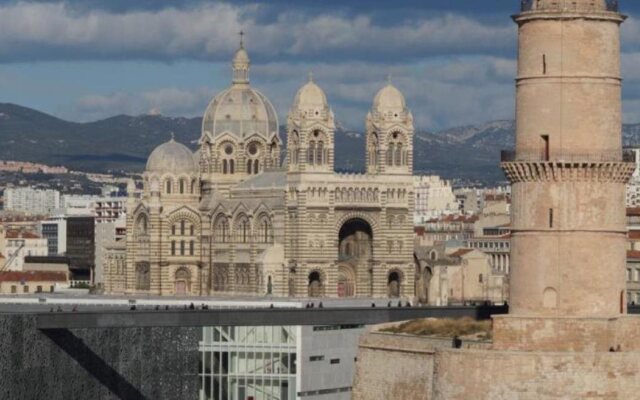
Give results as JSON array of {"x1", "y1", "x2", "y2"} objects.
[
  {"x1": 180, "y1": 240, "x2": 185, "y2": 256},
  {"x1": 171, "y1": 241, "x2": 176, "y2": 256},
  {"x1": 316, "y1": 141, "x2": 324, "y2": 165},
  {"x1": 395, "y1": 143, "x2": 403, "y2": 166},
  {"x1": 308, "y1": 141, "x2": 316, "y2": 164},
  {"x1": 179, "y1": 179, "x2": 185, "y2": 194},
  {"x1": 190, "y1": 225, "x2": 194, "y2": 236},
  {"x1": 229, "y1": 159, "x2": 235, "y2": 174},
  {"x1": 247, "y1": 159, "x2": 253, "y2": 175},
  {"x1": 189, "y1": 241, "x2": 195, "y2": 256},
  {"x1": 214, "y1": 215, "x2": 229, "y2": 243},
  {"x1": 135, "y1": 262, "x2": 150, "y2": 290},
  {"x1": 191, "y1": 179, "x2": 197, "y2": 194},
  {"x1": 223, "y1": 160, "x2": 228, "y2": 174},
  {"x1": 234, "y1": 215, "x2": 250, "y2": 243},
  {"x1": 254, "y1": 159, "x2": 259, "y2": 174},
  {"x1": 258, "y1": 215, "x2": 272, "y2": 243},
  {"x1": 180, "y1": 220, "x2": 185, "y2": 235},
  {"x1": 135, "y1": 214, "x2": 148, "y2": 237},
  {"x1": 308, "y1": 271, "x2": 323, "y2": 297},
  {"x1": 171, "y1": 225, "x2": 176, "y2": 235},
  {"x1": 165, "y1": 179, "x2": 172, "y2": 194},
  {"x1": 387, "y1": 144, "x2": 394, "y2": 166}
]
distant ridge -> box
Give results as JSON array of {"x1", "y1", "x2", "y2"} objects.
[{"x1": 2, "y1": 103, "x2": 640, "y2": 184}]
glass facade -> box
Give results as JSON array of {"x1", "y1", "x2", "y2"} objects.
[{"x1": 199, "y1": 326, "x2": 297, "y2": 400}]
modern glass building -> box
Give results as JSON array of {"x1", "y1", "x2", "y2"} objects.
[
  {"x1": 199, "y1": 325, "x2": 298, "y2": 400},
  {"x1": 199, "y1": 322, "x2": 367, "y2": 400}
]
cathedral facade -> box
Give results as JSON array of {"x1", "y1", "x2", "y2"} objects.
[{"x1": 113, "y1": 41, "x2": 415, "y2": 298}]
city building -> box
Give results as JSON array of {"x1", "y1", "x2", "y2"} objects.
[
  {"x1": 420, "y1": 214, "x2": 478, "y2": 246},
  {"x1": 3, "y1": 187, "x2": 60, "y2": 214},
  {"x1": 413, "y1": 175, "x2": 457, "y2": 224},
  {"x1": 626, "y1": 148, "x2": 640, "y2": 207},
  {"x1": 59, "y1": 194, "x2": 126, "y2": 223},
  {"x1": 627, "y1": 250, "x2": 640, "y2": 304},
  {"x1": 0, "y1": 271, "x2": 67, "y2": 294},
  {"x1": 118, "y1": 40, "x2": 415, "y2": 298},
  {"x1": 66, "y1": 216, "x2": 95, "y2": 281},
  {"x1": 466, "y1": 226, "x2": 511, "y2": 274},
  {"x1": 94, "y1": 217, "x2": 126, "y2": 285},
  {"x1": 414, "y1": 245, "x2": 508, "y2": 305},
  {"x1": 2, "y1": 230, "x2": 48, "y2": 271},
  {"x1": 40, "y1": 215, "x2": 67, "y2": 255}
]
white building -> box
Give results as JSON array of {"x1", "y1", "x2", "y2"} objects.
[
  {"x1": 413, "y1": 175, "x2": 457, "y2": 224},
  {"x1": 59, "y1": 194, "x2": 126, "y2": 223},
  {"x1": 40, "y1": 216, "x2": 68, "y2": 256},
  {"x1": 627, "y1": 148, "x2": 640, "y2": 207},
  {"x1": 3, "y1": 187, "x2": 60, "y2": 215},
  {"x1": 94, "y1": 216, "x2": 126, "y2": 284},
  {"x1": 2, "y1": 230, "x2": 48, "y2": 271}
]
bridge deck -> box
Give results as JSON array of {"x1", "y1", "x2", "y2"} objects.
[{"x1": 35, "y1": 306, "x2": 508, "y2": 329}]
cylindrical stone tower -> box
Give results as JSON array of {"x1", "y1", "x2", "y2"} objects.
[{"x1": 503, "y1": 0, "x2": 635, "y2": 317}]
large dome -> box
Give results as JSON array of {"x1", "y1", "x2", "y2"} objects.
[
  {"x1": 202, "y1": 86, "x2": 278, "y2": 141},
  {"x1": 373, "y1": 83, "x2": 406, "y2": 113},
  {"x1": 201, "y1": 42, "x2": 279, "y2": 142},
  {"x1": 145, "y1": 138, "x2": 197, "y2": 174}
]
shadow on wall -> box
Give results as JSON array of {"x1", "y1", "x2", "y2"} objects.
[{"x1": 41, "y1": 329, "x2": 148, "y2": 400}]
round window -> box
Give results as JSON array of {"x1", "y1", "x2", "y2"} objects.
[
  {"x1": 224, "y1": 145, "x2": 234, "y2": 155},
  {"x1": 248, "y1": 143, "x2": 258, "y2": 156}
]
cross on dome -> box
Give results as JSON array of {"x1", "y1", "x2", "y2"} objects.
[{"x1": 239, "y1": 30, "x2": 245, "y2": 48}]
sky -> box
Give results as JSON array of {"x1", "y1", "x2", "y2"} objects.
[{"x1": 1, "y1": 0, "x2": 640, "y2": 131}]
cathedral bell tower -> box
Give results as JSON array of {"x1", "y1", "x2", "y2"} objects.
[
  {"x1": 287, "y1": 73, "x2": 335, "y2": 173},
  {"x1": 366, "y1": 78, "x2": 414, "y2": 175}
]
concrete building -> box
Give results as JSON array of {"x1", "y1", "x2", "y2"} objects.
[
  {"x1": 413, "y1": 175, "x2": 457, "y2": 224},
  {"x1": 117, "y1": 39, "x2": 415, "y2": 299},
  {"x1": 2, "y1": 230, "x2": 48, "y2": 271},
  {"x1": 3, "y1": 187, "x2": 60, "y2": 215},
  {"x1": 40, "y1": 215, "x2": 67, "y2": 256},
  {"x1": 354, "y1": 1, "x2": 640, "y2": 398}
]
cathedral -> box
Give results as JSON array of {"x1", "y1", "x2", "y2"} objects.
[{"x1": 111, "y1": 39, "x2": 415, "y2": 298}]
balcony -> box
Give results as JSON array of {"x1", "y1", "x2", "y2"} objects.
[
  {"x1": 520, "y1": 0, "x2": 619, "y2": 12},
  {"x1": 500, "y1": 149, "x2": 636, "y2": 163}
]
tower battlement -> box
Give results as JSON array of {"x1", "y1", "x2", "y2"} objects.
[{"x1": 520, "y1": 0, "x2": 619, "y2": 12}]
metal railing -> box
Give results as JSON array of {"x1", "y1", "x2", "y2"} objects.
[
  {"x1": 521, "y1": 0, "x2": 618, "y2": 12},
  {"x1": 500, "y1": 149, "x2": 636, "y2": 163}
]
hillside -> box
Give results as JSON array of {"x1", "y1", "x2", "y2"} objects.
[{"x1": 2, "y1": 103, "x2": 640, "y2": 185}]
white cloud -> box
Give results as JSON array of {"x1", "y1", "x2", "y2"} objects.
[{"x1": 0, "y1": 2, "x2": 515, "y2": 62}]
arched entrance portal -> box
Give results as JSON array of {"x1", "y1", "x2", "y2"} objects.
[
  {"x1": 337, "y1": 264, "x2": 356, "y2": 297},
  {"x1": 388, "y1": 271, "x2": 400, "y2": 298},
  {"x1": 175, "y1": 267, "x2": 191, "y2": 295},
  {"x1": 338, "y1": 218, "x2": 373, "y2": 296},
  {"x1": 308, "y1": 271, "x2": 323, "y2": 297}
]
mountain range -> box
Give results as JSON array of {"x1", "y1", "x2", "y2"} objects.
[{"x1": 2, "y1": 103, "x2": 639, "y2": 185}]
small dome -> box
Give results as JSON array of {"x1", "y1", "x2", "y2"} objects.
[
  {"x1": 146, "y1": 138, "x2": 197, "y2": 174},
  {"x1": 373, "y1": 83, "x2": 406, "y2": 113},
  {"x1": 292, "y1": 75, "x2": 328, "y2": 111},
  {"x1": 233, "y1": 47, "x2": 250, "y2": 65}
]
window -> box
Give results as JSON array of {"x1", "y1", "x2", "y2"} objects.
[
  {"x1": 189, "y1": 241, "x2": 195, "y2": 256},
  {"x1": 179, "y1": 179, "x2": 185, "y2": 194},
  {"x1": 479, "y1": 274, "x2": 483, "y2": 283},
  {"x1": 23, "y1": 286, "x2": 29, "y2": 293},
  {"x1": 180, "y1": 220, "x2": 185, "y2": 235},
  {"x1": 330, "y1": 359, "x2": 340, "y2": 365},
  {"x1": 171, "y1": 241, "x2": 176, "y2": 256},
  {"x1": 37, "y1": 285, "x2": 42, "y2": 293},
  {"x1": 49, "y1": 286, "x2": 54, "y2": 293},
  {"x1": 310, "y1": 355, "x2": 324, "y2": 362},
  {"x1": 165, "y1": 180, "x2": 172, "y2": 194},
  {"x1": 180, "y1": 240, "x2": 185, "y2": 256},
  {"x1": 172, "y1": 225, "x2": 176, "y2": 235},
  {"x1": 10, "y1": 285, "x2": 16, "y2": 294},
  {"x1": 190, "y1": 225, "x2": 194, "y2": 236}
]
